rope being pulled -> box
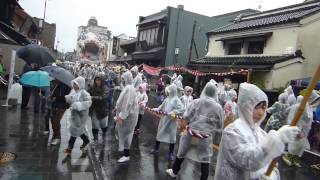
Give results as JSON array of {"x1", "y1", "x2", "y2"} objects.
[{"x1": 141, "y1": 104, "x2": 213, "y2": 140}]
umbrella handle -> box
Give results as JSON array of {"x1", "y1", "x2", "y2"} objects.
[{"x1": 50, "y1": 84, "x2": 58, "y2": 97}]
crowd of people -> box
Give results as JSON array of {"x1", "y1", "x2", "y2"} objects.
[{"x1": 16, "y1": 61, "x2": 320, "y2": 180}]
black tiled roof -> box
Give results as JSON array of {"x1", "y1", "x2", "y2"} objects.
[
  {"x1": 208, "y1": 1, "x2": 320, "y2": 34},
  {"x1": 120, "y1": 38, "x2": 137, "y2": 46},
  {"x1": 190, "y1": 55, "x2": 298, "y2": 67},
  {"x1": 138, "y1": 14, "x2": 166, "y2": 25},
  {"x1": 0, "y1": 21, "x2": 30, "y2": 45}
]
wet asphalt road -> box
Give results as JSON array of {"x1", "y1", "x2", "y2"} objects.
[{"x1": 1, "y1": 91, "x2": 320, "y2": 180}]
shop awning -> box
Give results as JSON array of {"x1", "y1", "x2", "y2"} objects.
[{"x1": 132, "y1": 47, "x2": 165, "y2": 60}]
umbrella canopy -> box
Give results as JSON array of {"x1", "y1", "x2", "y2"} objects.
[
  {"x1": 17, "y1": 44, "x2": 55, "y2": 67},
  {"x1": 20, "y1": 70, "x2": 50, "y2": 87},
  {"x1": 40, "y1": 66, "x2": 75, "y2": 87}
]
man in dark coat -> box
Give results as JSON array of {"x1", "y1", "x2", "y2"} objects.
[{"x1": 50, "y1": 80, "x2": 71, "y2": 145}]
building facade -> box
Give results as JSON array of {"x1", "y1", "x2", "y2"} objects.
[
  {"x1": 0, "y1": 0, "x2": 37, "y2": 75},
  {"x1": 190, "y1": 0, "x2": 320, "y2": 90},
  {"x1": 32, "y1": 17, "x2": 56, "y2": 50},
  {"x1": 106, "y1": 33, "x2": 135, "y2": 62},
  {"x1": 131, "y1": 5, "x2": 257, "y2": 67}
]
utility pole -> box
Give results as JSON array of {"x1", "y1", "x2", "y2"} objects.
[
  {"x1": 43, "y1": 0, "x2": 47, "y2": 22},
  {"x1": 40, "y1": 0, "x2": 49, "y2": 46}
]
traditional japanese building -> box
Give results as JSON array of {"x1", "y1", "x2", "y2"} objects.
[
  {"x1": 123, "y1": 5, "x2": 257, "y2": 67},
  {"x1": 190, "y1": 0, "x2": 320, "y2": 90}
]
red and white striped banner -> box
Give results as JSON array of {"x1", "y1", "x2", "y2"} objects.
[{"x1": 140, "y1": 64, "x2": 248, "y2": 77}]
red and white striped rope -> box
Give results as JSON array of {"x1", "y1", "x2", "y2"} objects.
[
  {"x1": 140, "y1": 104, "x2": 184, "y2": 120},
  {"x1": 187, "y1": 126, "x2": 209, "y2": 139}
]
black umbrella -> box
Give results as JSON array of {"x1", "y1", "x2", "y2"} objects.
[
  {"x1": 17, "y1": 44, "x2": 55, "y2": 67},
  {"x1": 40, "y1": 66, "x2": 75, "y2": 87}
]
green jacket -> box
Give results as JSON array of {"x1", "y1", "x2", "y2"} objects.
[{"x1": 0, "y1": 64, "x2": 4, "y2": 76}]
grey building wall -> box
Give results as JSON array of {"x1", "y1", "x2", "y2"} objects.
[
  {"x1": 33, "y1": 17, "x2": 56, "y2": 50},
  {"x1": 165, "y1": 7, "x2": 258, "y2": 66}
]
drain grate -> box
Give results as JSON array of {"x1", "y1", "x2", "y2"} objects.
[{"x1": 0, "y1": 152, "x2": 17, "y2": 165}]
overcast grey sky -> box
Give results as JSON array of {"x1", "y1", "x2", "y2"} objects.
[{"x1": 19, "y1": 0, "x2": 303, "y2": 52}]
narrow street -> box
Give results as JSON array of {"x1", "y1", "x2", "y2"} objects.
[{"x1": 2, "y1": 94, "x2": 319, "y2": 180}]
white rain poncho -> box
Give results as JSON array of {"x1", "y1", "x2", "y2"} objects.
[
  {"x1": 218, "y1": 84, "x2": 231, "y2": 107},
  {"x1": 210, "y1": 79, "x2": 220, "y2": 102},
  {"x1": 177, "y1": 81, "x2": 224, "y2": 163},
  {"x1": 180, "y1": 86, "x2": 194, "y2": 109},
  {"x1": 264, "y1": 93, "x2": 290, "y2": 132},
  {"x1": 224, "y1": 89, "x2": 237, "y2": 117},
  {"x1": 130, "y1": 66, "x2": 142, "y2": 89},
  {"x1": 137, "y1": 84, "x2": 148, "y2": 115},
  {"x1": 173, "y1": 75, "x2": 184, "y2": 97},
  {"x1": 284, "y1": 85, "x2": 294, "y2": 96},
  {"x1": 155, "y1": 84, "x2": 185, "y2": 143},
  {"x1": 287, "y1": 94, "x2": 297, "y2": 106},
  {"x1": 287, "y1": 93, "x2": 317, "y2": 156},
  {"x1": 170, "y1": 73, "x2": 177, "y2": 84},
  {"x1": 224, "y1": 89, "x2": 238, "y2": 126},
  {"x1": 215, "y1": 83, "x2": 286, "y2": 180},
  {"x1": 65, "y1": 76, "x2": 92, "y2": 137},
  {"x1": 115, "y1": 71, "x2": 139, "y2": 151}
]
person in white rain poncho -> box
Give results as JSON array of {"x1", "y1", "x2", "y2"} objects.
[
  {"x1": 180, "y1": 86, "x2": 193, "y2": 109},
  {"x1": 284, "y1": 85, "x2": 296, "y2": 104},
  {"x1": 170, "y1": 73, "x2": 177, "y2": 84},
  {"x1": 287, "y1": 93, "x2": 297, "y2": 106},
  {"x1": 150, "y1": 84, "x2": 185, "y2": 161},
  {"x1": 224, "y1": 89, "x2": 238, "y2": 128},
  {"x1": 173, "y1": 75, "x2": 184, "y2": 97},
  {"x1": 63, "y1": 76, "x2": 92, "y2": 155},
  {"x1": 134, "y1": 83, "x2": 149, "y2": 134},
  {"x1": 264, "y1": 93, "x2": 290, "y2": 132},
  {"x1": 214, "y1": 83, "x2": 300, "y2": 180},
  {"x1": 217, "y1": 83, "x2": 232, "y2": 107},
  {"x1": 114, "y1": 71, "x2": 139, "y2": 163},
  {"x1": 166, "y1": 81, "x2": 224, "y2": 180},
  {"x1": 282, "y1": 92, "x2": 319, "y2": 167},
  {"x1": 130, "y1": 66, "x2": 142, "y2": 89}
]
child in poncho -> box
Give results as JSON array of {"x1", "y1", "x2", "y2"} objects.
[
  {"x1": 64, "y1": 76, "x2": 92, "y2": 155},
  {"x1": 134, "y1": 84, "x2": 148, "y2": 134},
  {"x1": 150, "y1": 84, "x2": 185, "y2": 161}
]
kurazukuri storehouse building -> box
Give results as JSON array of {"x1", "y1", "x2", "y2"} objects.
[{"x1": 190, "y1": 0, "x2": 320, "y2": 90}]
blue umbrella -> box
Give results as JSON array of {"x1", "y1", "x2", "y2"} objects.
[{"x1": 20, "y1": 70, "x2": 50, "y2": 87}]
